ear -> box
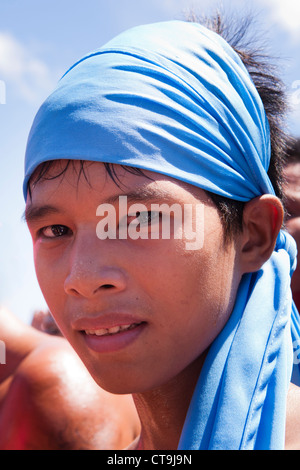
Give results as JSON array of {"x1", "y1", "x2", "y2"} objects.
[{"x1": 240, "y1": 195, "x2": 284, "y2": 274}]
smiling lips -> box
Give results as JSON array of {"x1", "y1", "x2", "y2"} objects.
[
  {"x1": 84, "y1": 322, "x2": 143, "y2": 337},
  {"x1": 72, "y1": 313, "x2": 147, "y2": 353},
  {"x1": 80, "y1": 320, "x2": 146, "y2": 354}
]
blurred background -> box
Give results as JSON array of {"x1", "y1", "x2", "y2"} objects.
[{"x1": 0, "y1": 0, "x2": 299, "y2": 324}]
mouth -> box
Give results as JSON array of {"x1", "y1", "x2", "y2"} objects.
[
  {"x1": 83, "y1": 322, "x2": 144, "y2": 337},
  {"x1": 79, "y1": 320, "x2": 147, "y2": 354}
]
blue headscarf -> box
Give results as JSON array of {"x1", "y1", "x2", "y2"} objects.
[{"x1": 23, "y1": 20, "x2": 300, "y2": 449}]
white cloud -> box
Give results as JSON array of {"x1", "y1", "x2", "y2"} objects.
[
  {"x1": 259, "y1": 0, "x2": 300, "y2": 40},
  {"x1": 0, "y1": 32, "x2": 56, "y2": 104}
]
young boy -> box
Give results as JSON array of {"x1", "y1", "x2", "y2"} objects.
[{"x1": 23, "y1": 17, "x2": 300, "y2": 450}]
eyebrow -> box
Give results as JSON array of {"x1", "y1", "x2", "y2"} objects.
[
  {"x1": 23, "y1": 186, "x2": 181, "y2": 223},
  {"x1": 104, "y1": 187, "x2": 178, "y2": 205},
  {"x1": 23, "y1": 204, "x2": 63, "y2": 224}
]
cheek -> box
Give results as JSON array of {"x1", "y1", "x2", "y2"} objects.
[
  {"x1": 138, "y1": 252, "x2": 238, "y2": 390},
  {"x1": 145, "y1": 240, "x2": 238, "y2": 346},
  {"x1": 33, "y1": 246, "x2": 66, "y2": 313}
]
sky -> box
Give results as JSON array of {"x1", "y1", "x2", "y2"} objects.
[{"x1": 0, "y1": 0, "x2": 300, "y2": 324}]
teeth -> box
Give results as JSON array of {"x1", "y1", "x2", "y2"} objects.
[
  {"x1": 108, "y1": 325, "x2": 122, "y2": 334},
  {"x1": 84, "y1": 323, "x2": 138, "y2": 337}
]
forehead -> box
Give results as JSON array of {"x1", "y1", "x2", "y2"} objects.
[{"x1": 27, "y1": 160, "x2": 209, "y2": 207}]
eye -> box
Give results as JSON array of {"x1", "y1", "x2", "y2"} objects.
[
  {"x1": 135, "y1": 211, "x2": 161, "y2": 226},
  {"x1": 39, "y1": 225, "x2": 71, "y2": 239}
]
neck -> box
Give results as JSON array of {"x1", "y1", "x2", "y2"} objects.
[{"x1": 131, "y1": 354, "x2": 205, "y2": 450}]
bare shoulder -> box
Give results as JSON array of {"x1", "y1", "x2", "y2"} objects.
[
  {"x1": 4, "y1": 336, "x2": 139, "y2": 449},
  {"x1": 286, "y1": 383, "x2": 300, "y2": 450}
]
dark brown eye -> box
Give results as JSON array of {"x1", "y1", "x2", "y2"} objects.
[{"x1": 41, "y1": 225, "x2": 70, "y2": 238}]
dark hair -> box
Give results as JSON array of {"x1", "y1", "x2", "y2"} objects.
[
  {"x1": 28, "y1": 159, "x2": 146, "y2": 198},
  {"x1": 28, "y1": 13, "x2": 289, "y2": 242}
]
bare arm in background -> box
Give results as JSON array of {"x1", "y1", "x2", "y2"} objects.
[{"x1": 0, "y1": 307, "x2": 140, "y2": 450}]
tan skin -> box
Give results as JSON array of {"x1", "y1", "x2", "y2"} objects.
[
  {"x1": 0, "y1": 307, "x2": 140, "y2": 450},
  {"x1": 25, "y1": 160, "x2": 299, "y2": 449},
  {"x1": 283, "y1": 162, "x2": 300, "y2": 311}
]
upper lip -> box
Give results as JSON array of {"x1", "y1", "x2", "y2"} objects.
[{"x1": 71, "y1": 312, "x2": 145, "y2": 331}]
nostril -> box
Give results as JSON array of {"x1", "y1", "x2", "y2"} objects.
[{"x1": 65, "y1": 266, "x2": 127, "y2": 297}]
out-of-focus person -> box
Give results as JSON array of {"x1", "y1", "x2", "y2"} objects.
[
  {"x1": 0, "y1": 307, "x2": 140, "y2": 450},
  {"x1": 283, "y1": 138, "x2": 300, "y2": 311},
  {"x1": 31, "y1": 309, "x2": 62, "y2": 336}
]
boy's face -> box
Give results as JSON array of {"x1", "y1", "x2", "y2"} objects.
[{"x1": 26, "y1": 161, "x2": 243, "y2": 394}]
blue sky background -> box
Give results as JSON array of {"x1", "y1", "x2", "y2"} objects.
[{"x1": 0, "y1": 0, "x2": 300, "y2": 324}]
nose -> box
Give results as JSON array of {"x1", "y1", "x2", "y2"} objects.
[{"x1": 64, "y1": 234, "x2": 127, "y2": 298}]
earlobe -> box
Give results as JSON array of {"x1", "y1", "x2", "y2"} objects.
[{"x1": 240, "y1": 195, "x2": 284, "y2": 274}]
